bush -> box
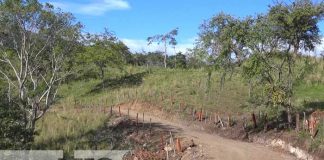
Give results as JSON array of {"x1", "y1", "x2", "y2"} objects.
[{"x1": 0, "y1": 99, "x2": 33, "y2": 149}]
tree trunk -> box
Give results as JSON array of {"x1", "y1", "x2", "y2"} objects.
[
  {"x1": 287, "y1": 107, "x2": 292, "y2": 128},
  {"x1": 100, "y1": 67, "x2": 105, "y2": 80},
  {"x1": 248, "y1": 80, "x2": 252, "y2": 98},
  {"x1": 100, "y1": 66, "x2": 105, "y2": 88},
  {"x1": 252, "y1": 112, "x2": 257, "y2": 128},
  {"x1": 25, "y1": 108, "x2": 37, "y2": 132},
  {"x1": 296, "y1": 113, "x2": 300, "y2": 132},
  {"x1": 164, "y1": 41, "x2": 167, "y2": 68},
  {"x1": 287, "y1": 51, "x2": 294, "y2": 128}
]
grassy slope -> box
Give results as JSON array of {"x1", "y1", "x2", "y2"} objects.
[{"x1": 33, "y1": 65, "x2": 324, "y2": 154}]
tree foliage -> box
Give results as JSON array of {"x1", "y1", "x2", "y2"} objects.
[
  {"x1": 147, "y1": 28, "x2": 178, "y2": 68},
  {"x1": 198, "y1": 0, "x2": 324, "y2": 114},
  {"x1": 168, "y1": 52, "x2": 187, "y2": 69},
  {"x1": 77, "y1": 30, "x2": 130, "y2": 80},
  {"x1": 0, "y1": 0, "x2": 82, "y2": 139}
]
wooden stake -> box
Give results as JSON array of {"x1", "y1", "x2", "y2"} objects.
[
  {"x1": 136, "y1": 113, "x2": 139, "y2": 127},
  {"x1": 143, "y1": 112, "x2": 145, "y2": 128},
  {"x1": 176, "y1": 138, "x2": 182, "y2": 153},
  {"x1": 110, "y1": 106, "x2": 112, "y2": 116},
  {"x1": 192, "y1": 109, "x2": 195, "y2": 121},
  {"x1": 127, "y1": 108, "x2": 130, "y2": 117},
  {"x1": 264, "y1": 114, "x2": 268, "y2": 132},
  {"x1": 200, "y1": 108, "x2": 203, "y2": 121},
  {"x1": 205, "y1": 111, "x2": 207, "y2": 124},
  {"x1": 169, "y1": 132, "x2": 175, "y2": 156},
  {"x1": 243, "y1": 116, "x2": 247, "y2": 130},
  {"x1": 303, "y1": 112, "x2": 306, "y2": 130},
  {"x1": 218, "y1": 115, "x2": 224, "y2": 128},
  {"x1": 166, "y1": 143, "x2": 169, "y2": 160},
  {"x1": 178, "y1": 103, "x2": 181, "y2": 112},
  {"x1": 119, "y1": 106, "x2": 121, "y2": 117},
  {"x1": 296, "y1": 112, "x2": 300, "y2": 132},
  {"x1": 252, "y1": 112, "x2": 257, "y2": 128},
  {"x1": 160, "y1": 134, "x2": 164, "y2": 150},
  {"x1": 149, "y1": 118, "x2": 152, "y2": 134},
  {"x1": 209, "y1": 113, "x2": 212, "y2": 123}
]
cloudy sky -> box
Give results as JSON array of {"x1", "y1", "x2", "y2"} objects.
[{"x1": 42, "y1": 0, "x2": 324, "y2": 55}]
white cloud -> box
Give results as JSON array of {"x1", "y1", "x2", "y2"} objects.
[
  {"x1": 121, "y1": 38, "x2": 195, "y2": 55},
  {"x1": 302, "y1": 38, "x2": 324, "y2": 57},
  {"x1": 49, "y1": 0, "x2": 130, "y2": 16},
  {"x1": 314, "y1": 38, "x2": 324, "y2": 56}
]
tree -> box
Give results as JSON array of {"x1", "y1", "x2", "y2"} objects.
[
  {"x1": 267, "y1": 0, "x2": 324, "y2": 125},
  {"x1": 168, "y1": 52, "x2": 187, "y2": 68},
  {"x1": 0, "y1": 0, "x2": 82, "y2": 138},
  {"x1": 146, "y1": 51, "x2": 164, "y2": 67},
  {"x1": 147, "y1": 28, "x2": 178, "y2": 68},
  {"x1": 128, "y1": 52, "x2": 147, "y2": 66},
  {"x1": 198, "y1": 0, "x2": 324, "y2": 127},
  {"x1": 186, "y1": 46, "x2": 209, "y2": 68},
  {"x1": 78, "y1": 30, "x2": 128, "y2": 80},
  {"x1": 199, "y1": 13, "x2": 251, "y2": 90}
]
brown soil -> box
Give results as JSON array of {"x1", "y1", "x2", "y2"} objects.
[{"x1": 116, "y1": 101, "x2": 296, "y2": 160}]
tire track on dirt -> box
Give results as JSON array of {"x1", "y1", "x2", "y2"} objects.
[{"x1": 116, "y1": 106, "x2": 295, "y2": 160}]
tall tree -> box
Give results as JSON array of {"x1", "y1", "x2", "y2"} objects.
[
  {"x1": 199, "y1": 13, "x2": 252, "y2": 89},
  {"x1": 267, "y1": 0, "x2": 324, "y2": 125},
  {"x1": 198, "y1": 0, "x2": 324, "y2": 127},
  {"x1": 79, "y1": 30, "x2": 128, "y2": 80},
  {"x1": 147, "y1": 28, "x2": 178, "y2": 68},
  {"x1": 0, "y1": 0, "x2": 82, "y2": 136},
  {"x1": 168, "y1": 52, "x2": 187, "y2": 69}
]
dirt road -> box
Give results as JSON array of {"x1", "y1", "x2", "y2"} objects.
[{"x1": 118, "y1": 106, "x2": 295, "y2": 160}]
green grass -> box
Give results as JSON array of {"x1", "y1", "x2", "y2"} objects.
[
  {"x1": 295, "y1": 84, "x2": 324, "y2": 101},
  {"x1": 33, "y1": 64, "x2": 324, "y2": 156}
]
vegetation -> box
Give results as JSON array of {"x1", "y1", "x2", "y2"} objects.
[
  {"x1": 0, "y1": 0, "x2": 323, "y2": 158},
  {"x1": 198, "y1": 0, "x2": 324, "y2": 126},
  {"x1": 0, "y1": 0, "x2": 82, "y2": 144},
  {"x1": 147, "y1": 28, "x2": 178, "y2": 68}
]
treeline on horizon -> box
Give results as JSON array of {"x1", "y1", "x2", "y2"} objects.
[{"x1": 1, "y1": 0, "x2": 324, "y2": 149}]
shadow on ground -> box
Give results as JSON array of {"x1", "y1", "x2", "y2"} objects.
[
  {"x1": 87, "y1": 71, "x2": 148, "y2": 95},
  {"x1": 303, "y1": 101, "x2": 324, "y2": 110},
  {"x1": 33, "y1": 115, "x2": 181, "y2": 159}
]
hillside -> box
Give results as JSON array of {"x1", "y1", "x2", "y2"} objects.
[{"x1": 32, "y1": 65, "x2": 324, "y2": 158}]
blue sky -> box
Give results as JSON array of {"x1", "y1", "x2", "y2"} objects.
[{"x1": 44, "y1": 0, "x2": 324, "y2": 55}]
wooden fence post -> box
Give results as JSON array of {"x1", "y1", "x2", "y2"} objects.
[
  {"x1": 136, "y1": 113, "x2": 139, "y2": 128},
  {"x1": 110, "y1": 106, "x2": 112, "y2": 116},
  {"x1": 303, "y1": 112, "x2": 306, "y2": 130},
  {"x1": 143, "y1": 112, "x2": 145, "y2": 128},
  {"x1": 205, "y1": 111, "x2": 207, "y2": 124},
  {"x1": 176, "y1": 138, "x2": 182, "y2": 153},
  {"x1": 127, "y1": 108, "x2": 130, "y2": 117},
  {"x1": 296, "y1": 113, "x2": 300, "y2": 132},
  {"x1": 264, "y1": 114, "x2": 268, "y2": 132},
  {"x1": 209, "y1": 112, "x2": 212, "y2": 123},
  {"x1": 243, "y1": 116, "x2": 247, "y2": 130},
  {"x1": 192, "y1": 108, "x2": 196, "y2": 121},
  {"x1": 160, "y1": 134, "x2": 164, "y2": 150},
  {"x1": 178, "y1": 103, "x2": 181, "y2": 112},
  {"x1": 200, "y1": 108, "x2": 203, "y2": 121},
  {"x1": 218, "y1": 115, "x2": 224, "y2": 128},
  {"x1": 149, "y1": 118, "x2": 152, "y2": 134},
  {"x1": 252, "y1": 112, "x2": 257, "y2": 128}
]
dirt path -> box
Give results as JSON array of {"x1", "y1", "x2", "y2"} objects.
[{"x1": 117, "y1": 106, "x2": 295, "y2": 160}]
